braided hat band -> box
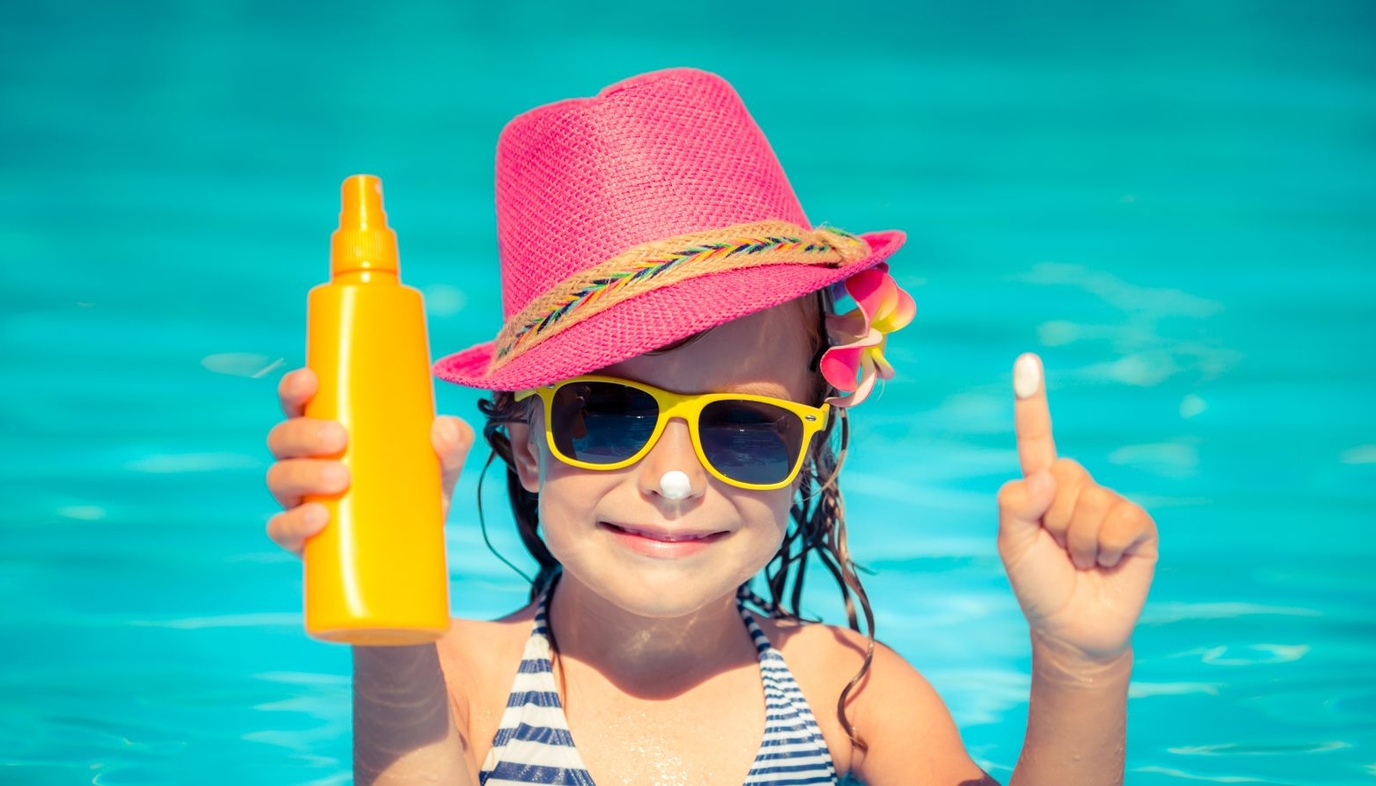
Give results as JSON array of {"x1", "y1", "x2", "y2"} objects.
[{"x1": 488, "y1": 221, "x2": 869, "y2": 373}]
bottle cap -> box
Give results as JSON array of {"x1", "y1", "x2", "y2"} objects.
[{"x1": 332, "y1": 174, "x2": 400, "y2": 276}]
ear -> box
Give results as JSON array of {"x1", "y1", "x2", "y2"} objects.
[{"x1": 506, "y1": 421, "x2": 542, "y2": 494}]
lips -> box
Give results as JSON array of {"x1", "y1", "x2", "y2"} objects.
[
  {"x1": 603, "y1": 523, "x2": 726, "y2": 542},
  {"x1": 600, "y1": 522, "x2": 729, "y2": 558}
]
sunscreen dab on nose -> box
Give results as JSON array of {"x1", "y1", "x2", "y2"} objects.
[
  {"x1": 659, "y1": 470, "x2": 692, "y2": 500},
  {"x1": 301, "y1": 175, "x2": 450, "y2": 645}
]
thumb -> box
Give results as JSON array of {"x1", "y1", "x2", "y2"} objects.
[
  {"x1": 432, "y1": 416, "x2": 476, "y2": 515},
  {"x1": 997, "y1": 469, "x2": 1057, "y2": 554}
]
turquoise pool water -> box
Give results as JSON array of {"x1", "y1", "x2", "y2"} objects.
[{"x1": 3, "y1": 2, "x2": 1374, "y2": 783}]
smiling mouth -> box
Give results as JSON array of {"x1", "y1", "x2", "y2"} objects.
[{"x1": 602, "y1": 523, "x2": 727, "y2": 542}]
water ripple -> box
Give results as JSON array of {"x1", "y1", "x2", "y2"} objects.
[
  {"x1": 1339, "y1": 445, "x2": 1376, "y2": 464},
  {"x1": 1170, "y1": 644, "x2": 1311, "y2": 666},
  {"x1": 1141, "y1": 602, "x2": 1323, "y2": 625},
  {"x1": 1129, "y1": 681, "x2": 1224, "y2": 698},
  {"x1": 1132, "y1": 765, "x2": 1301, "y2": 784},
  {"x1": 129, "y1": 612, "x2": 300, "y2": 629},
  {"x1": 124, "y1": 452, "x2": 263, "y2": 473},
  {"x1": 1170, "y1": 741, "x2": 1350, "y2": 756},
  {"x1": 201, "y1": 352, "x2": 285, "y2": 378}
]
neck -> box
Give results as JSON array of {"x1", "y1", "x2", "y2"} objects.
[{"x1": 545, "y1": 573, "x2": 759, "y2": 697}]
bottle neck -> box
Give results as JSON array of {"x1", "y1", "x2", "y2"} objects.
[{"x1": 332, "y1": 269, "x2": 398, "y2": 285}]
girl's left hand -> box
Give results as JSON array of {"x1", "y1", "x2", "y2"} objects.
[{"x1": 996, "y1": 353, "x2": 1160, "y2": 664}]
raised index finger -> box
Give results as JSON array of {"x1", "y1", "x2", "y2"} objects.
[{"x1": 1013, "y1": 352, "x2": 1057, "y2": 476}]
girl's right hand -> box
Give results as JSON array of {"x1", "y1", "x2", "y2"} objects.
[{"x1": 265, "y1": 367, "x2": 475, "y2": 557}]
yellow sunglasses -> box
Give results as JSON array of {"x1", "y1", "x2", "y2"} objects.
[{"x1": 514, "y1": 375, "x2": 830, "y2": 491}]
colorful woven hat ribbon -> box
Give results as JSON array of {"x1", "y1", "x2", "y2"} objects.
[
  {"x1": 820, "y1": 263, "x2": 916, "y2": 407},
  {"x1": 488, "y1": 220, "x2": 870, "y2": 372}
]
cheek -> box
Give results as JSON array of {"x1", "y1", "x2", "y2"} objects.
[
  {"x1": 533, "y1": 475, "x2": 585, "y2": 564},
  {"x1": 534, "y1": 461, "x2": 620, "y2": 543},
  {"x1": 726, "y1": 490, "x2": 796, "y2": 587},
  {"x1": 738, "y1": 486, "x2": 795, "y2": 546}
]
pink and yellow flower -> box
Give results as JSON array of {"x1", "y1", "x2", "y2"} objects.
[{"x1": 819, "y1": 263, "x2": 916, "y2": 407}]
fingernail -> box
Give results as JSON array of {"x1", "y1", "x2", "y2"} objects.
[{"x1": 1013, "y1": 353, "x2": 1040, "y2": 399}]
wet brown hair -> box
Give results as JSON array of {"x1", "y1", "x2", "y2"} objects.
[{"x1": 475, "y1": 292, "x2": 877, "y2": 748}]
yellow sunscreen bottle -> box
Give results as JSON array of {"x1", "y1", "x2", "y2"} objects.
[{"x1": 302, "y1": 174, "x2": 450, "y2": 645}]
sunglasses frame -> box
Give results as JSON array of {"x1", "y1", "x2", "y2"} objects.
[{"x1": 514, "y1": 375, "x2": 831, "y2": 491}]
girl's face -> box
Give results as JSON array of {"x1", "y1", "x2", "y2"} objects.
[{"x1": 507, "y1": 301, "x2": 818, "y2": 618}]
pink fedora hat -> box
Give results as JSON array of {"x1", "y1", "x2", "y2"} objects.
[{"x1": 434, "y1": 67, "x2": 906, "y2": 391}]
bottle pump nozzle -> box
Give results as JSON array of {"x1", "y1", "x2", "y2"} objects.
[{"x1": 331, "y1": 174, "x2": 399, "y2": 276}]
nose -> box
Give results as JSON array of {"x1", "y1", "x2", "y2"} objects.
[{"x1": 637, "y1": 419, "x2": 707, "y2": 502}]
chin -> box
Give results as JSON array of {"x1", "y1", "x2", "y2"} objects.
[{"x1": 558, "y1": 550, "x2": 765, "y2": 620}]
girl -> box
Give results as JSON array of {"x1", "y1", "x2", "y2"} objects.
[{"x1": 265, "y1": 68, "x2": 1158, "y2": 785}]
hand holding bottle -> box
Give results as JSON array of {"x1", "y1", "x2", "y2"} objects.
[
  {"x1": 261, "y1": 175, "x2": 468, "y2": 644},
  {"x1": 265, "y1": 367, "x2": 475, "y2": 557}
]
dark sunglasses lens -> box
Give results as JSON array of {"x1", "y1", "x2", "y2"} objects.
[
  {"x1": 549, "y1": 381, "x2": 659, "y2": 464},
  {"x1": 699, "y1": 401, "x2": 805, "y2": 485}
]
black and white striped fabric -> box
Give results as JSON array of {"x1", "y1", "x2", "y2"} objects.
[{"x1": 479, "y1": 593, "x2": 839, "y2": 785}]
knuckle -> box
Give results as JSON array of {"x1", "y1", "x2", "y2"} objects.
[
  {"x1": 1099, "y1": 531, "x2": 1131, "y2": 552},
  {"x1": 1019, "y1": 416, "x2": 1051, "y2": 441},
  {"x1": 1107, "y1": 499, "x2": 1143, "y2": 529},
  {"x1": 283, "y1": 367, "x2": 310, "y2": 393},
  {"x1": 270, "y1": 422, "x2": 305, "y2": 458},
  {"x1": 265, "y1": 421, "x2": 290, "y2": 456},
  {"x1": 265, "y1": 461, "x2": 288, "y2": 489},
  {"x1": 281, "y1": 419, "x2": 345, "y2": 459},
  {"x1": 1080, "y1": 483, "x2": 1115, "y2": 511},
  {"x1": 1130, "y1": 500, "x2": 1153, "y2": 526},
  {"x1": 268, "y1": 459, "x2": 343, "y2": 498},
  {"x1": 1100, "y1": 503, "x2": 1150, "y2": 550},
  {"x1": 265, "y1": 512, "x2": 289, "y2": 542},
  {"x1": 271, "y1": 458, "x2": 304, "y2": 483},
  {"x1": 1052, "y1": 458, "x2": 1090, "y2": 484},
  {"x1": 1066, "y1": 516, "x2": 1098, "y2": 546},
  {"x1": 996, "y1": 479, "x2": 1024, "y2": 509},
  {"x1": 1046, "y1": 483, "x2": 1078, "y2": 524},
  {"x1": 1043, "y1": 513, "x2": 1070, "y2": 534}
]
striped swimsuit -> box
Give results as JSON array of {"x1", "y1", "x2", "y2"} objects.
[{"x1": 479, "y1": 593, "x2": 840, "y2": 785}]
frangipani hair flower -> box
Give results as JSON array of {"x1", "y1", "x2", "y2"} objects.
[{"x1": 819, "y1": 263, "x2": 916, "y2": 407}]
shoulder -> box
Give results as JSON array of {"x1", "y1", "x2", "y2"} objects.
[
  {"x1": 438, "y1": 609, "x2": 535, "y2": 675},
  {"x1": 755, "y1": 616, "x2": 991, "y2": 784},
  {"x1": 438, "y1": 604, "x2": 538, "y2": 670},
  {"x1": 435, "y1": 605, "x2": 539, "y2": 764}
]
